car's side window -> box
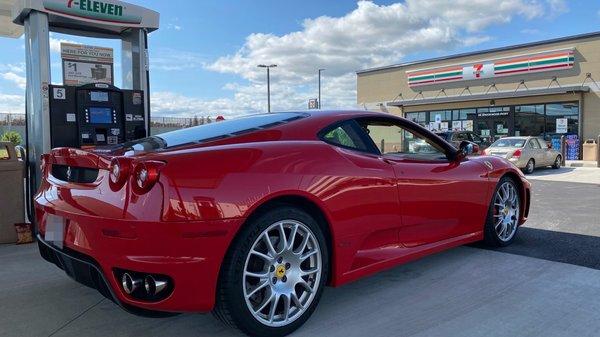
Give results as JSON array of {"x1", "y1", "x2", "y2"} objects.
[
  {"x1": 357, "y1": 119, "x2": 447, "y2": 161},
  {"x1": 454, "y1": 133, "x2": 468, "y2": 142},
  {"x1": 530, "y1": 139, "x2": 541, "y2": 149},
  {"x1": 470, "y1": 133, "x2": 482, "y2": 143},
  {"x1": 321, "y1": 121, "x2": 371, "y2": 152}
]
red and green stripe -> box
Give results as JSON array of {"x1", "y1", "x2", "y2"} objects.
[
  {"x1": 407, "y1": 66, "x2": 463, "y2": 86},
  {"x1": 494, "y1": 51, "x2": 574, "y2": 75},
  {"x1": 406, "y1": 49, "x2": 575, "y2": 87}
]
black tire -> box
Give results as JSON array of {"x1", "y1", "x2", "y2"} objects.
[
  {"x1": 552, "y1": 155, "x2": 562, "y2": 169},
  {"x1": 483, "y1": 177, "x2": 521, "y2": 247},
  {"x1": 213, "y1": 206, "x2": 329, "y2": 337},
  {"x1": 523, "y1": 159, "x2": 535, "y2": 174}
]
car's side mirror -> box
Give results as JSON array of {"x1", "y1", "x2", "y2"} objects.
[{"x1": 456, "y1": 140, "x2": 479, "y2": 160}]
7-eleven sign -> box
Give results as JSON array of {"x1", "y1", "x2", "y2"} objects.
[{"x1": 463, "y1": 63, "x2": 494, "y2": 80}]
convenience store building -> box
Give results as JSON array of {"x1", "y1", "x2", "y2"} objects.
[{"x1": 356, "y1": 32, "x2": 600, "y2": 159}]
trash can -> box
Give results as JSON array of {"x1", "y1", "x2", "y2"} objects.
[
  {"x1": 582, "y1": 139, "x2": 598, "y2": 161},
  {"x1": 0, "y1": 142, "x2": 24, "y2": 243}
]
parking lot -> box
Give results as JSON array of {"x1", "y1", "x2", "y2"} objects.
[{"x1": 1, "y1": 167, "x2": 599, "y2": 337}]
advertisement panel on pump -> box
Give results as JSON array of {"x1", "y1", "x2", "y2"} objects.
[{"x1": 61, "y1": 43, "x2": 114, "y2": 85}]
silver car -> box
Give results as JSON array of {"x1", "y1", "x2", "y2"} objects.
[{"x1": 484, "y1": 136, "x2": 562, "y2": 174}]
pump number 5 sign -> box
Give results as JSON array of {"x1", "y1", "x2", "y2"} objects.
[{"x1": 53, "y1": 87, "x2": 66, "y2": 100}]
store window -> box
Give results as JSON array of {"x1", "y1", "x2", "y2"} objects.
[
  {"x1": 452, "y1": 109, "x2": 476, "y2": 121},
  {"x1": 428, "y1": 110, "x2": 452, "y2": 122},
  {"x1": 514, "y1": 105, "x2": 544, "y2": 137},
  {"x1": 405, "y1": 112, "x2": 427, "y2": 126},
  {"x1": 545, "y1": 102, "x2": 579, "y2": 136}
]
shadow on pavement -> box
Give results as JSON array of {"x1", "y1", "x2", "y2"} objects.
[
  {"x1": 474, "y1": 227, "x2": 600, "y2": 270},
  {"x1": 528, "y1": 166, "x2": 576, "y2": 176}
]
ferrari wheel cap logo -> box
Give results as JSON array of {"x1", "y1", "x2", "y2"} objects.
[{"x1": 275, "y1": 265, "x2": 286, "y2": 278}]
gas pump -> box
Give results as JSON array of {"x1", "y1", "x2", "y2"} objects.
[
  {"x1": 0, "y1": 0, "x2": 159, "y2": 227},
  {"x1": 48, "y1": 83, "x2": 146, "y2": 148}
]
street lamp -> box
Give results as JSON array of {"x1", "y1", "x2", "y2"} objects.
[
  {"x1": 257, "y1": 64, "x2": 277, "y2": 112},
  {"x1": 318, "y1": 69, "x2": 325, "y2": 109}
]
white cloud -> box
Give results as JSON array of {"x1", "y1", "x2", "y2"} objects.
[
  {"x1": 546, "y1": 0, "x2": 569, "y2": 16},
  {"x1": 0, "y1": 93, "x2": 25, "y2": 114},
  {"x1": 1, "y1": 72, "x2": 26, "y2": 90},
  {"x1": 167, "y1": 23, "x2": 183, "y2": 31},
  {"x1": 49, "y1": 36, "x2": 78, "y2": 53},
  {"x1": 0, "y1": 63, "x2": 25, "y2": 73},
  {"x1": 201, "y1": 0, "x2": 561, "y2": 114}
]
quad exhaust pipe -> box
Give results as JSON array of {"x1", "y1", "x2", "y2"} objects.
[
  {"x1": 144, "y1": 275, "x2": 167, "y2": 296},
  {"x1": 122, "y1": 272, "x2": 141, "y2": 294},
  {"x1": 120, "y1": 271, "x2": 170, "y2": 299}
]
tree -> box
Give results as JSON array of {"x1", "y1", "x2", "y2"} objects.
[{"x1": 1, "y1": 131, "x2": 22, "y2": 146}]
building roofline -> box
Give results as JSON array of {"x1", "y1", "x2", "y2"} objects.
[{"x1": 357, "y1": 31, "x2": 600, "y2": 75}]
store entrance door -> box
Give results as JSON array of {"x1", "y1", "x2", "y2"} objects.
[
  {"x1": 476, "y1": 118, "x2": 510, "y2": 143},
  {"x1": 474, "y1": 107, "x2": 513, "y2": 143}
]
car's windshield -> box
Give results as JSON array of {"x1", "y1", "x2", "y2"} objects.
[
  {"x1": 490, "y1": 138, "x2": 526, "y2": 148},
  {"x1": 118, "y1": 112, "x2": 307, "y2": 152}
]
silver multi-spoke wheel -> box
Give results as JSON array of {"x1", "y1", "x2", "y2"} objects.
[
  {"x1": 243, "y1": 220, "x2": 322, "y2": 327},
  {"x1": 493, "y1": 181, "x2": 520, "y2": 242}
]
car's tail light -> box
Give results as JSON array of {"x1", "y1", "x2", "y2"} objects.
[
  {"x1": 109, "y1": 157, "x2": 131, "y2": 190},
  {"x1": 512, "y1": 149, "x2": 522, "y2": 159},
  {"x1": 132, "y1": 161, "x2": 165, "y2": 194}
]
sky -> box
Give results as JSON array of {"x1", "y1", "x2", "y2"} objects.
[{"x1": 1, "y1": 0, "x2": 600, "y2": 118}]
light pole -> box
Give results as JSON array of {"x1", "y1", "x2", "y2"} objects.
[
  {"x1": 318, "y1": 68, "x2": 325, "y2": 109},
  {"x1": 257, "y1": 64, "x2": 277, "y2": 112}
]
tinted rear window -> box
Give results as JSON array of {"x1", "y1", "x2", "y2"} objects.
[{"x1": 120, "y1": 112, "x2": 307, "y2": 152}]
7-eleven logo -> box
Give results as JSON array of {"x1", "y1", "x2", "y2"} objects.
[{"x1": 473, "y1": 63, "x2": 484, "y2": 78}]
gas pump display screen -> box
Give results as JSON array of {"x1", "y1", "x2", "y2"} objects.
[
  {"x1": 89, "y1": 107, "x2": 112, "y2": 124},
  {"x1": 90, "y1": 91, "x2": 109, "y2": 102}
]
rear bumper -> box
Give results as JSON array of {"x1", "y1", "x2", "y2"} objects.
[
  {"x1": 34, "y1": 203, "x2": 245, "y2": 314},
  {"x1": 37, "y1": 236, "x2": 176, "y2": 317}
]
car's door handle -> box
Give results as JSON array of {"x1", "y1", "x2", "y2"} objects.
[{"x1": 379, "y1": 157, "x2": 393, "y2": 164}]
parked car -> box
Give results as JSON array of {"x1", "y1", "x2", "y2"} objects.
[
  {"x1": 436, "y1": 131, "x2": 492, "y2": 151},
  {"x1": 35, "y1": 111, "x2": 530, "y2": 337},
  {"x1": 483, "y1": 136, "x2": 562, "y2": 174}
]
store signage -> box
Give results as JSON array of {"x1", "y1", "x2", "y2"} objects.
[
  {"x1": 61, "y1": 43, "x2": 114, "y2": 85},
  {"x1": 556, "y1": 118, "x2": 568, "y2": 134},
  {"x1": 308, "y1": 98, "x2": 319, "y2": 109},
  {"x1": 477, "y1": 111, "x2": 509, "y2": 118},
  {"x1": 43, "y1": 0, "x2": 143, "y2": 24},
  {"x1": 406, "y1": 49, "x2": 575, "y2": 87}
]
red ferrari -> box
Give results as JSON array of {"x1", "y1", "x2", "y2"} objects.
[{"x1": 35, "y1": 110, "x2": 530, "y2": 336}]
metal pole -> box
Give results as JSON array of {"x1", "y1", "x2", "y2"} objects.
[
  {"x1": 596, "y1": 135, "x2": 600, "y2": 168},
  {"x1": 318, "y1": 69, "x2": 325, "y2": 109},
  {"x1": 318, "y1": 70, "x2": 321, "y2": 109},
  {"x1": 560, "y1": 135, "x2": 566, "y2": 166},
  {"x1": 267, "y1": 67, "x2": 271, "y2": 113}
]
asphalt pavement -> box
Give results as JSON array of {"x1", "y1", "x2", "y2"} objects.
[
  {"x1": 482, "y1": 177, "x2": 600, "y2": 270},
  {"x1": 1, "y1": 168, "x2": 600, "y2": 337}
]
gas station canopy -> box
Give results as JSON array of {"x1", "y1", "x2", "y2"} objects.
[
  {"x1": 0, "y1": 0, "x2": 22, "y2": 37},
  {"x1": 0, "y1": 0, "x2": 159, "y2": 38}
]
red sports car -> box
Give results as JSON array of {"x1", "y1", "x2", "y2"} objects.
[{"x1": 35, "y1": 110, "x2": 530, "y2": 336}]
